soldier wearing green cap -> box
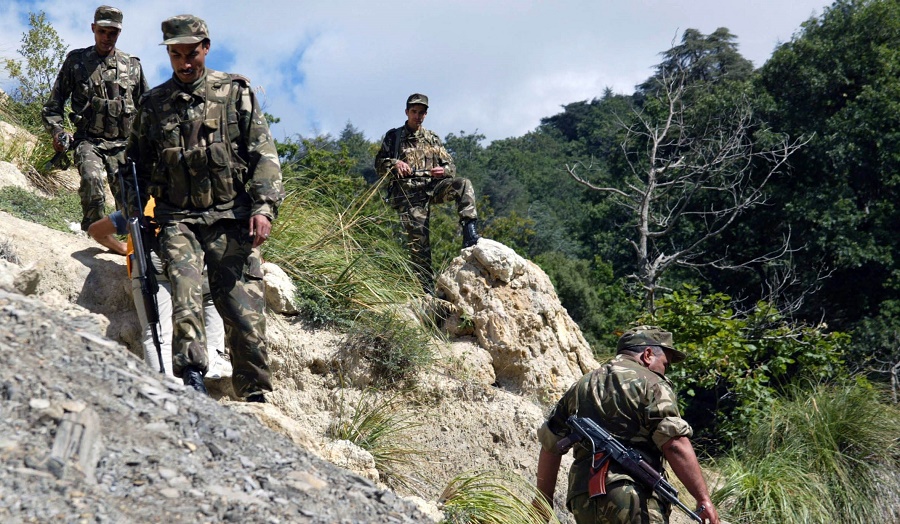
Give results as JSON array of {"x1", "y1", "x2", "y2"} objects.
[
  {"x1": 126, "y1": 14, "x2": 284, "y2": 402},
  {"x1": 42, "y1": 5, "x2": 148, "y2": 232},
  {"x1": 534, "y1": 326, "x2": 720, "y2": 524},
  {"x1": 374, "y1": 93, "x2": 481, "y2": 294}
]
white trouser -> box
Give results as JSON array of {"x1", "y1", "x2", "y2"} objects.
[{"x1": 131, "y1": 271, "x2": 227, "y2": 379}]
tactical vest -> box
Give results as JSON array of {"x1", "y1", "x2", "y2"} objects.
[
  {"x1": 145, "y1": 72, "x2": 247, "y2": 211},
  {"x1": 77, "y1": 51, "x2": 140, "y2": 140}
]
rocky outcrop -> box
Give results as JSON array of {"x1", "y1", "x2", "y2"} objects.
[{"x1": 438, "y1": 239, "x2": 599, "y2": 398}]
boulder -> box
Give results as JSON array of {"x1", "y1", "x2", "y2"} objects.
[
  {"x1": 262, "y1": 261, "x2": 299, "y2": 314},
  {"x1": 437, "y1": 239, "x2": 598, "y2": 398}
]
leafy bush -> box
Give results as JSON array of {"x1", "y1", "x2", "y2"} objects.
[{"x1": 645, "y1": 285, "x2": 849, "y2": 447}]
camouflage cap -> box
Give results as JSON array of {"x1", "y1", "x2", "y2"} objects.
[
  {"x1": 160, "y1": 14, "x2": 209, "y2": 45},
  {"x1": 617, "y1": 325, "x2": 686, "y2": 363},
  {"x1": 94, "y1": 6, "x2": 123, "y2": 29},
  {"x1": 406, "y1": 93, "x2": 429, "y2": 108}
]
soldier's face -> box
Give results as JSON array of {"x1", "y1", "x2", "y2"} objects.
[
  {"x1": 168, "y1": 41, "x2": 210, "y2": 84},
  {"x1": 405, "y1": 104, "x2": 428, "y2": 131},
  {"x1": 91, "y1": 24, "x2": 120, "y2": 57}
]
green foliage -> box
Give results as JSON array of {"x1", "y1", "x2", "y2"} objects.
[
  {"x1": 715, "y1": 382, "x2": 900, "y2": 523},
  {"x1": 2, "y1": 11, "x2": 68, "y2": 129},
  {"x1": 340, "y1": 310, "x2": 434, "y2": 387},
  {"x1": 644, "y1": 285, "x2": 849, "y2": 446},
  {"x1": 752, "y1": 0, "x2": 900, "y2": 333},
  {"x1": 639, "y1": 27, "x2": 754, "y2": 95},
  {"x1": 0, "y1": 186, "x2": 80, "y2": 232},
  {"x1": 266, "y1": 136, "x2": 423, "y2": 324},
  {"x1": 439, "y1": 470, "x2": 560, "y2": 524},
  {"x1": 329, "y1": 388, "x2": 426, "y2": 491}
]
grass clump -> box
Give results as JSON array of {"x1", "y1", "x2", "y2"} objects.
[
  {"x1": 264, "y1": 150, "x2": 423, "y2": 325},
  {"x1": 0, "y1": 186, "x2": 80, "y2": 232},
  {"x1": 439, "y1": 469, "x2": 561, "y2": 524},
  {"x1": 714, "y1": 381, "x2": 900, "y2": 524},
  {"x1": 340, "y1": 309, "x2": 434, "y2": 387},
  {"x1": 328, "y1": 388, "x2": 425, "y2": 492}
]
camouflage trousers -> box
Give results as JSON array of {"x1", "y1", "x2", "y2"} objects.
[
  {"x1": 390, "y1": 176, "x2": 477, "y2": 292},
  {"x1": 569, "y1": 482, "x2": 669, "y2": 524},
  {"x1": 74, "y1": 139, "x2": 127, "y2": 231},
  {"x1": 158, "y1": 218, "x2": 271, "y2": 398}
]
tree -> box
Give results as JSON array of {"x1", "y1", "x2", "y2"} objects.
[
  {"x1": 639, "y1": 27, "x2": 754, "y2": 95},
  {"x1": 2, "y1": 11, "x2": 68, "y2": 127},
  {"x1": 566, "y1": 67, "x2": 807, "y2": 312}
]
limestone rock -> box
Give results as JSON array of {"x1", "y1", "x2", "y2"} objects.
[
  {"x1": 321, "y1": 439, "x2": 379, "y2": 483},
  {"x1": 262, "y1": 261, "x2": 299, "y2": 314},
  {"x1": 437, "y1": 239, "x2": 598, "y2": 398},
  {"x1": 0, "y1": 160, "x2": 32, "y2": 191},
  {"x1": 0, "y1": 123, "x2": 38, "y2": 165}
]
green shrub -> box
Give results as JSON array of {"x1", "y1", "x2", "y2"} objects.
[
  {"x1": 340, "y1": 310, "x2": 433, "y2": 387},
  {"x1": 643, "y1": 285, "x2": 849, "y2": 447},
  {"x1": 439, "y1": 470, "x2": 560, "y2": 524},
  {"x1": 0, "y1": 186, "x2": 80, "y2": 232},
  {"x1": 715, "y1": 382, "x2": 900, "y2": 524},
  {"x1": 328, "y1": 388, "x2": 425, "y2": 492}
]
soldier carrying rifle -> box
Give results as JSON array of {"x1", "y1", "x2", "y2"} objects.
[{"x1": 535, "y1": 326, "x2": 720, "y2": 524}]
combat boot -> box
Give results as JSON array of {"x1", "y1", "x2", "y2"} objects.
[
  {"x1": 182, "y1": 365, "x2": 208, "y2": 395},
  {"x1": 462, "y1": 219, "x2": 480, "y2": 248},
  {"x1": 246, "y1": 392, "x2": 267, "y2": 403}
]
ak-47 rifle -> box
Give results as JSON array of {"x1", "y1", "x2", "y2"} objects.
[
  {"x1": 559, "y1": 416, "x2": 704, "y2": 523},
  {"x1": 119, "y1": 160, "x2": 164, "y2": 373}
]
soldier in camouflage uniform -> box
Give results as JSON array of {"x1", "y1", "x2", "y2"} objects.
[
  {"x1": 42, "y1": 5, "x2": 148, "y2": 232},
  {"x1": 126, "y1": 15, "x2": 284, "y2": 402},
  {"x1": 374, "y1": 94, "x2": 480, "y2": 294},
  {"x1": 535, "y1": 326, "x2": 720, "y2": 524}
]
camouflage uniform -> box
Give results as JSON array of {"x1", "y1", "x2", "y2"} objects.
[
  {"x1": 537, "y1": 351, "x2": 692, "y2": 524},
  {"x1": 374, "y1": 124, "x2": 477, "y2": 292},
  {"x1": 42, "y1": 7, "x2": 148, "y2": 231},
  {"x1": 127, "y1": 17, "x2": 283, "y2": 397}
]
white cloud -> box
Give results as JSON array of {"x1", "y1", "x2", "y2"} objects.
[{"x1": 0, "y1": 0, "x2": 829, "y2": 143}]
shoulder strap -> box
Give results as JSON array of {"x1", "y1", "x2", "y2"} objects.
[{"x1": 391, "y1": 126, "x2": 405, "y2": 160}]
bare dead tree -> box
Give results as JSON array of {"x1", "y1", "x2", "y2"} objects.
[{"x1": 566, "y1": 69, "x2": 809, "y2": 313}]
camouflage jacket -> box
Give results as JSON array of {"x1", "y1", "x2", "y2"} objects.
[
  {"x1": 374, "y1": 124, "x2": 456, "y2": 192},
  {"x1": 538, "y1": 354, "x2": 693, "y2": 505},
  {"x1": 42, "y1": 46, "x2": 148, "y2": 143},
  {"x1": 127, "y1": 69, "x2": 284, "y2": 225}
]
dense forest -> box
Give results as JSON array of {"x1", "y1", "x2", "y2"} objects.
[
  {"x1": 3, "y1": 0, "x2": 899, "y2": 522},
  {"x1": 317, "y1": 1, "x2": 900, "y2": 375}
]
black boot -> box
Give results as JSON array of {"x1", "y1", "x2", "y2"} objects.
[
  {"x1": 461, "y1": 219, "x2": 480, "y2": 248},
  {"x1": 182, "y1": 365, "x2": 208, "y2": 395},
  {"x1": 246, "y1": 393, "x2": 267, "y2": 403}
]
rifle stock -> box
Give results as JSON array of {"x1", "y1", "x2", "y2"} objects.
[
  {"x1": 120, "y1": 160, "x2": 165, "y2": 374},
  {"x1": 562, "y1": 416, "x2": 703, "y2": 523}
]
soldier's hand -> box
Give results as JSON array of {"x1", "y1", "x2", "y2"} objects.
[
  {"x1": 53, "y1": 131, "x2": 71, "y2": 153},
  {"x1": 430, "y1": 166, "x2": 445, "y2": 178},
  {"x1": 395, "y1": 160, "x2": 412, "y2": 178},
  {"x1": 249, "y1": 214, "x2": 272, "y2": 249}
]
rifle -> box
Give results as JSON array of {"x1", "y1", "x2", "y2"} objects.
[
  {"x1": 43, "y1": 132, "x2": 71, "y2": 171},
  {"x1": 119, "y1": 160, "x2": 165, "y2": 374},
  {"x1": 559, "y1": 416, "x2": 704, "y2": 523}
]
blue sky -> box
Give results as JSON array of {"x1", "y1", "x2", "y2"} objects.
[{"x1": 1, "y1": 0, "x2": 834, "y2": 144}]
